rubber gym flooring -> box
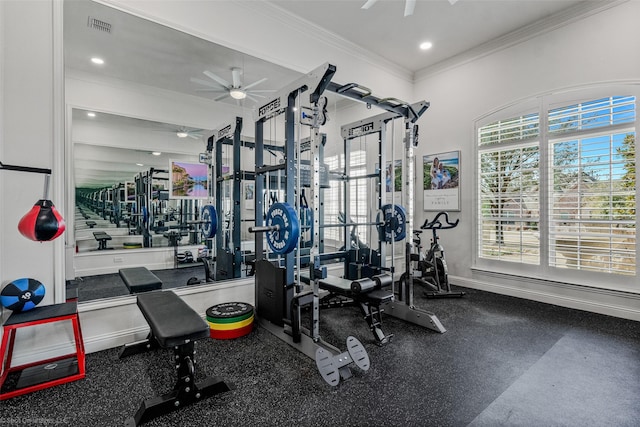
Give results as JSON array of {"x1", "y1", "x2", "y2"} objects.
[{"x1": 1, "y1": 285, "x2": 639, "y2": 426}]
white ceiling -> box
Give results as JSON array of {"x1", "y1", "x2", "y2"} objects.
[
  {"x1": 268, "y1": 0, "x2": 587, "y2": 73},
  {"x1": 65, "y1": 0, "x2": 594, "y2": 189}
]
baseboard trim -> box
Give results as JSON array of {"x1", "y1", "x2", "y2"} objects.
[{"x1": 451, "y1": 275, "x2": 640, "y2": 322}]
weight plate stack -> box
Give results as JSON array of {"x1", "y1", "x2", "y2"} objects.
[{"x1": 206, "y1": 302, "x2": 254, "y2": 339}]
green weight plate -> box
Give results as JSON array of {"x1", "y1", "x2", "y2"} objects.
[{"x1": 206, "y1": 309, "x2": 253, "y2": 324}]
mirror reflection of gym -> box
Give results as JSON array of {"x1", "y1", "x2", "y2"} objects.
[{"x1": 64, "y1": 1, "x2": 301, "y2": 303}]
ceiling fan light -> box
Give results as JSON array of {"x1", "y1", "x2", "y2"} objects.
[
  {"x1": 176, "y1": 131, "x2": 189, "y2": 138},
  {"x1": 229, "y1": 88, "x2": 246, "y2": 100},
  {"x1": 152, "y1": 151, "x2": 162, "y2": 156}
]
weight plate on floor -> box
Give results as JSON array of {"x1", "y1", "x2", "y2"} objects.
[
  {"x1": 208, "y1": 314, "x2": 254, "y2": 331},
  {"x1": 209, "y1": 322, "x2": 254, "y2": 340},
  {"x1": 206, "y1": 302, "x2": 253, "y2": 320},
  {"x1": 206, "y1": 310, "x2": 254, "y2": 324}
]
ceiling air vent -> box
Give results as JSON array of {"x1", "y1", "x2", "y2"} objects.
[{"x1": 87, "y1": 16, "x2": 111, "y2": 33}]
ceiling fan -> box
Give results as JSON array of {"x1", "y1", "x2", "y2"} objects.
[
  {"x1": 154, "y1": 126, "x2": 204, "y2": 140},
  {"x1": 362, "y1": 0, "x2": 459, "y2": 17},
  {"x1": 190, "y1": 67, "x2": 273, "y2": 103}
]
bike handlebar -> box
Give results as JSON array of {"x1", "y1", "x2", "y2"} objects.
[{"x1": 420, "y1": 211, "x2": 459, "y2": 230}]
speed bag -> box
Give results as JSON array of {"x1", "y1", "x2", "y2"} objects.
[{"x1": 18, "y1": 199, "x2": 66, "y2": 242}]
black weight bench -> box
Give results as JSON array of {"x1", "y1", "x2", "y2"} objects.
[
  {"x1": 119, "y1": 267, "x2": 163, "y2": 294},
  {"x1": 93, "y1": 231, "x2": 112, "y2": 250},
  {"x1": 119, "y1": 290, "x2": 232, "y2": 426},
  {"x1": 305, "y1": 274, "x2": 394, "y2": 345},
  {"x1": 85, "y1": 220, "x2": 96, "y2": 228}
]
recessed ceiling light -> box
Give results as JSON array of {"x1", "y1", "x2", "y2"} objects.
[
  {"x1": 136, "y1": 163, "x2": 144, "y2": 167},
  {"x1": 419, "y1": 41, "x2": 433, "y2": 50},
  {"x1": 91, "y1": 57, "x2": 104, "y2": 65},
  {"x1": 151, "y1": 152, "x2": 161, "y2": 156},
  {"x1": 87, "y1": 112, "x2": 96, "y2": 118}
]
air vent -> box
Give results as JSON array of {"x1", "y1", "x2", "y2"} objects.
[{"x1": 87, "y1": 16, "x2": 111, "y2": 33}]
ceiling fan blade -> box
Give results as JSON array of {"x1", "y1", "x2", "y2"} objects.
[
  {"x1": 195, "y1": 88, "x2": 227, "y2": 93},
  {"x1": 247, "y1": 89, "x2": 276, "y2": 93},
  {"x1": 203, "y1": 70, "x2": 231, "y2": 88},
  {"x1": 404, "y1": 0, "x2": 416, "y2": 16},
  {"x1": 245, "y1": 93, "x2": 260, "y2": 103},
  {"x1": 231, "y1": 68, "x2": 243, "y2": 88},
  {"x1": 243, "y1": 77, "x2": 268, "y2": 90},
  {"x1": 187, "y1": 134, "x2": 202, "y2": 140},
  {"x1": 214, "y1": 93, "x2": 231, "y2": 102},
  {"x1": 190, "y1": 77, "x2": 225, "y2": 89},
  {"x1": 246, "y1": 92, "x2": 266, "y2": 99},
  {"x1": 361, "y1": 0, "x2": 378, "y2": 10}
]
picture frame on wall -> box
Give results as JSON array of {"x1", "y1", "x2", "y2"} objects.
[
  {"x1": 169, "y1": 160, "x2": 209, "y2": 199},
  {"x1": 243, "y1": 181, "x2": 254, "y2": 210},
  {"x1": 423, "y1": 150, "x2": 460, "y2": 211}
]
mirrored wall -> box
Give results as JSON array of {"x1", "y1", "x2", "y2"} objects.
[{"x1": 64, "y1": 0, "x2": 301, "y2": 302}]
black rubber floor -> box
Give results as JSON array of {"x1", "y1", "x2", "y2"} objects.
[{"x1": 1, "y1": 285, "x2": 638, "y2": 426}]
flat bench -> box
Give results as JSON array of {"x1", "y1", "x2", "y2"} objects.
[
  {"x1": 119, "y1": 267, "x2": 162, "y2": 294},
  {"x1": 119, "y1": 290, "x2": 232, "y2": 426},
  {"x1": 85, "y1": 220, "x2": 96, "y2": 228},
  {"x1": 92, "y1": 231, "x2": 112, "y2": 250},
  {"x1": 303, "y1": 273, "x2": 394, "y2": 345}
]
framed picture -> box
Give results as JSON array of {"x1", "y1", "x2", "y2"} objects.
[
  {"x1": 423, "y1": 150, "x2": 460, "y2": 211},
  {"x1": 385, "y1": 160, "x2": 402, "y2": 193},
  {"x1": 125, "y1": 181, "x2": 135, "y2": 202},
  {"x1": 169, "y1": 160, "x2": 209, "y2": 199},
  {"x1": 243, "y1": 182, "x2": 255, "y2": 210}
]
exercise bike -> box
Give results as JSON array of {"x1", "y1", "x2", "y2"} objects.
[{"x1": 411, "y1": 211, "x2": 465, "y2": 298}]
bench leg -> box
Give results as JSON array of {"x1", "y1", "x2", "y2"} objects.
[
  {"x1": 126, "y1": 342, "x2": 232, "y2": 426},
  {"x1": 119, "y1": 333, "x2": 157, "y2": 359},
  {"x1": 357, "y1": 302, "x2": 393, "y2": 346}
]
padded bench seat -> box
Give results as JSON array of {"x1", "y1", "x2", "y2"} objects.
[
  {"x1": 85, "y1": 220, "x2": 97, "y2": 228},
  {"x1": 136, "y1": 291, "x2": 209, "y2": 347},
  {"x1": 93, "y1": 231, "x2": 112, "y2": 250},
  {"x1": 119, "y1": 267, "x2": 162, "y2": 294},
  {"x1": 319, "y1": 276, "x2": 393, "y2": 304}
]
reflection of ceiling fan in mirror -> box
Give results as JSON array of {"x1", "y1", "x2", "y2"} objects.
[
  {"x1": 362, "y1": 0, "x2": 458, "y2": 17},
  {"x1": 156, "y1": 127, "x2": 204, "y2": 140},
  {"x1": 190, "y1": 67, "x2": 274, "y2": 103}
]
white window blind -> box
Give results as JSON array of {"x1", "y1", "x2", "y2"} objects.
[
  {"x1": 476, "y1": 92, "x2": 637, "y2": 285},
  {"x1": 548, "y1": 96, "x2": 636, "y2": 275}
]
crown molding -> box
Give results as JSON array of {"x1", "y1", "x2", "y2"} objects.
[
  {"x1": 415, "y1": 0, "x2": 629, "y2": 82},
  {"x1": 255, "y1": 1, "x2": 414, "y2": 83}
]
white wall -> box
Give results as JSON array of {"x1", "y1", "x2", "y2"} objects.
[
  {"x1": 413, "y1": 0, "x2": 640, "y2": 318},
  {"x1": 1, "y1": 0, "x2": 62, "y2": 307}
]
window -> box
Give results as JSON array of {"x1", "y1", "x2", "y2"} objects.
[
  {"x1": 323, "y1": 154, "x2": 342, "y2": 243},
  {"x1": 477, "y1": 92, "x2": 637, "y2": 288},
  {"x1": 478, "y1": 114, "x2": 541, "y2": 264},
  {"x1": 322, "y1": 150, "x2": 369, "y2": 247},
  {"x1": 549, "y1": 96, "x2": 636, "y2": 275}
]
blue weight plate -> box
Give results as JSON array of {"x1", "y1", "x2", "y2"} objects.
[
  {"x1": 201, "y1": 204, "x2": 218, "y2": 239},
  {"x1": 265, "y1": 203, "x2": 300, "y2": 254}
]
